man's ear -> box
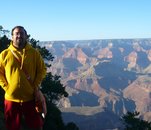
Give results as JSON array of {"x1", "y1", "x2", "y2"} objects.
[{"x1": 11, "y1": 35, "x2": 14, "y2": 41}]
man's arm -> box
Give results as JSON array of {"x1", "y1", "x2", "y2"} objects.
[{"x1": 0, "y1": 54, "x2": 8, "y2": 91}]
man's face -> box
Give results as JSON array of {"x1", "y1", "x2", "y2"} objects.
[{"x1": 12, "y1": 28, "x2": 27, "y2": 48}]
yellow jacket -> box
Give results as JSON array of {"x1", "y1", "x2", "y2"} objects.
[{"x1": 0, "y1": 42, "x2": 46, "y2": 102}]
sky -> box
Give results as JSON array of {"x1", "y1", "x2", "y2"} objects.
[{"x1": 1, "y1": 0, "x2": 151, "y2": 41}]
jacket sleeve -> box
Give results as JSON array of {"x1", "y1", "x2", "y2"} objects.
[
  {"x1": 33, "y1": 50, "x2": 46, "y2": 89},
  {"x1": 0, "y1": 53, "x2": 8, "y2": 91}
]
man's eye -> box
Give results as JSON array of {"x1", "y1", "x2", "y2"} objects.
[{"x1": 14, "y1": 32, "x2": 24, "y2": 36}]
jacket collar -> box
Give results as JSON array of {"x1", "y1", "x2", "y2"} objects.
[{"x1": 9, "y1": 41, "x2": 32, "y2": 51}]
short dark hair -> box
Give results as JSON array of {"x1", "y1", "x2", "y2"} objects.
[{"x1": 11, "y1": 26, "x2": 27, "y2": 35}]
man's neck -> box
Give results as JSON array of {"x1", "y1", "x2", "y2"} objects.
[{"x1": 13, "y1": 42, "x2": 26, "y2": 50}]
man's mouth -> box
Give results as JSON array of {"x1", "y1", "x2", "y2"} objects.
[{"x1": 17, "y1": 39, "x2": 22, "y2": 41}]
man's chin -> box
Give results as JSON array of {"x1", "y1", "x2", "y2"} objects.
[
  {"x1": 16, "y1": 39, "x2": 23, "y2": 43},
  {"x1": 16, "y1": 41, "x2": 22, "y2": 45}
]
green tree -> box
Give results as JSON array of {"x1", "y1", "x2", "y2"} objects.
[
  {"x1": 29, "y1": 37, "x2": 54, "y2": 67},
  {"x1": 0, "y1": 25, "x2": 10, "y2": 38},
  {"x1": 121, "y1": 111, "x2": 151, "y2": 130},
  {"x1": 0, "y1": 26, "x2": 10, "y2": 53},
  {"x1": 43, "y1": 103, "x2": 65, "y2": 130},
  {"x1": 65, "y1": 122, "x2": 79, "y2": 130},
  {"x1": 0, "y1": 28, "x2": 10, "y2": 113},
  {"x1": 0, "y1": 25, "x2": 3, "y2": 37}
]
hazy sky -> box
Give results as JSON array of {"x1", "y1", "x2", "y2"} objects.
[{"x1": 1, "y1": 0, "x2": 151, "y2": 41}]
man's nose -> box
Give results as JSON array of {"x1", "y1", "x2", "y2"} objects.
[{"x1": 17, "y1": 34, "x2": 22, "y2": 37}]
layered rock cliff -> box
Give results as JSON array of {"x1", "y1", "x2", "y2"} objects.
[{"x1": 40, "y1": 38, "x2": 151, "y2": 129}]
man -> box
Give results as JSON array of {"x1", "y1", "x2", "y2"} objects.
[{"x1": 0, "y1": 26, "x2": 46, "y2": 130}]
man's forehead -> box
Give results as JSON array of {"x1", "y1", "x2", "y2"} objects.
[
  {"x1": 13, "y1": 28, "x2": 24, "y2": 32},
  {"x1": 12, "y1": 28, "x2": 26, "y2": 35}
]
